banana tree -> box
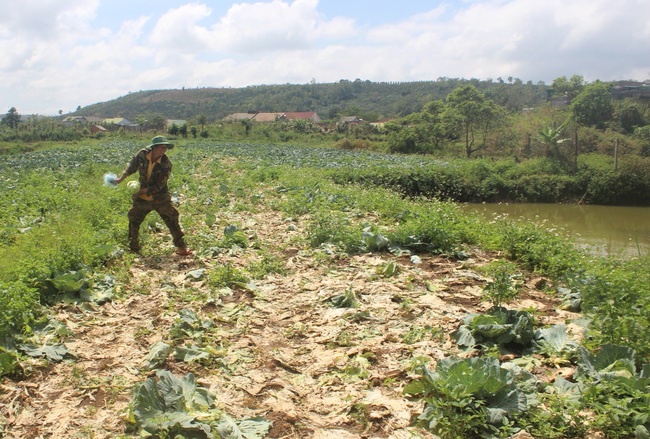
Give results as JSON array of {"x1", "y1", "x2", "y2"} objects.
[{"x1": 538, "y1": 120, "x2": 569, "y2": 160}]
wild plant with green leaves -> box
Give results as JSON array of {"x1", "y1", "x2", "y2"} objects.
[
  {"x1": 574, "y1": 344, "x2": 650, "y2": 437},
  {"x1": 307, "y1": 211, "x2": 366, "y2": 253},
  {"x1": 532, "y1": 324, "x2": 580, "y2": 363},
  {"x1": 578, "y1": 256, "x2": 650, "y2": 364},
  {"x1": 207, "y1": 263, "x2": 250, "y2": 289},
  {"x1": 492, "y1": 217, "x2": 584, "y2": 278},
  {"x1": 482, "y1": 260, "x2": 523, "y2": 307},
  {"x1": 406, "y1": 345, "x2": 649, "y2": 438}
]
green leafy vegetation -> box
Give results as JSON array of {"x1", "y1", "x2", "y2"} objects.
[
  {"x1": 578, "y1": 257, "x2": 650, "y2": 362},
  {"x1": 574, "y1": 345, "x2": 650, "y2": 437},
  {"x1": 328, "y1": 288, "x2": 359, "y2": 308}
]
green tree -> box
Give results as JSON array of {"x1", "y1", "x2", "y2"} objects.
[
  {"x1": 328, "y1": 107, "x2": 341, "y2": 120},
  {"x1": 635, "y1": 125, "x2": 650, "y2": 157},
  {"x1": 551, "y1": 75, "x2": 585, "y2": 101},
  {"x1": 196, "y1": 113, "x2": 208, "y2": 131},
  {"x1": 570, "y1": 81, "x2": 613, "y2": 129},
  {"x1": 477, "y1": 100, "x2": 507, "y2": 155},
  {"x1": 385, "y1": 100, "x2": 446, "y2": 154},
  {"x1": 611, "y1": 99, "x2": 647, "y2": 134},
  {"x1": 240, "y1": 118, "x2": 252, "y2": 136},
  {"x1": 420, "y1": 100, "x2": 448, "y2": 150},
  {"x1": 135, "y1": 115, "x2": 148, "y2": 126},
  {"x1": 331, "y1": 79, "x2": 354, "y2": 101},
  {"x1": 143, "y1": 113, "x2": 167, "y2": 131},
  {"x1": 289, "y1": 118, "x2": 311, "y2": 134},
  {"x1": 442, "y1": 85, "x2": 502, "y2": 158},
  {"x1": 2, "y1": 107, "x2": 21, "y2": 129}
]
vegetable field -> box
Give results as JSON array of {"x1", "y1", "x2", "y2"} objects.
[{"x1": 1, "y1": 140, "x2": 648, "y2": 438}]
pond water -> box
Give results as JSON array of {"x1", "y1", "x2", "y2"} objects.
[{"x1": 463, "y1": 203, "x2": 650, "y2": 258}]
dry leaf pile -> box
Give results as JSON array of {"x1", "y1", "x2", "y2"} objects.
[{"x1": 1, "y1": 207, "x2": 576, "y2": 439}]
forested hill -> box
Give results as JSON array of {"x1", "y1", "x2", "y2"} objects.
[{"x1": 73, "y1": 78, "x2": 551, "y2": 122}]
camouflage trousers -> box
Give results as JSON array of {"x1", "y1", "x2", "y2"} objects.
[{"x1": 127, "y1": 194, "x2": 186, "y2": 251}]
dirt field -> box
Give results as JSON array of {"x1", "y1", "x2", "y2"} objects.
[{"x1": 0, "y1": 208, "x2": 577, "y2": 439}]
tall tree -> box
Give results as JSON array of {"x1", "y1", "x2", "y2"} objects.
[
  {"x1": 611, "y1": 99, "x2": 646, "y2": 134},
  {"x1": 551, "y1": 75, "x2": 585, "y2": 101},
  {"x1": 570, "y1": 81, "x2": 613, "y2": 129},
  {"x1": 196, "y1": 113, "x2": 208, "y2": 131},
  {"x1": 2, "y1": 107, "x2": 21, "y2": 129},
  {"x1": 442, "y1": 85, "x2": 502, "y2": 158},
  {"x1": 147, "y1": 114, "x2": 167, "y2": 131},
  {"x1": 636, "y1": 125, "x2": 650, "y2": 157}
]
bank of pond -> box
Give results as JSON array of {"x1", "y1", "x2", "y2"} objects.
[{"x1": 463, "y1": 202, "x2": 650, "y2": 258}]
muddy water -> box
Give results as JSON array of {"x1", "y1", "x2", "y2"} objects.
[{"x1": 463, "y1": 203, "x2": 650, "y2": 257}]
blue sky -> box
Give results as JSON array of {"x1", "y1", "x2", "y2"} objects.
[{"x1": 1, "y1": 0, "x2": 648, "y2": 115}]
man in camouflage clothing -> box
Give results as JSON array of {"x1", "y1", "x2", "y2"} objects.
[{"x1": 115, "y1": 136, "x2": 192, "y2": 256}]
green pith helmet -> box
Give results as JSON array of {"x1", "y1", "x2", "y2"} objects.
[{"x1": 148, "y1": 136, "x2": 174, "y2": 149}]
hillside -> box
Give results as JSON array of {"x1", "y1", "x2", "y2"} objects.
[{"x1": 74, "y1": 78, "x2": 551, "y2": 122}]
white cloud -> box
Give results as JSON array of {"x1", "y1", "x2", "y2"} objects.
[
  {"x1": 150, "y1": 4, "x2": 214, "y2": 52},
  {"x1": 212, "y1": 0, "x2": 321, "y2": 53},
  {"x1": 313, "y1": 16, "x2": 357, "y2": 41},
  {"x1": 1, "y1": 0, "x2": 648, "y2": 115},
  {"x1": 358, "y1": 0, "x2": 650, "y2": 83},
  {"x1": 146, "y1": 0, "x2": 354, "y2": 55},
  {"x1": 0, "y1": 0, "x2": 99, "y2": 40}
]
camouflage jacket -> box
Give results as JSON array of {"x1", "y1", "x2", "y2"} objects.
[{"x1": 122, "y1": 148, "x2": 173, "y2": 201}]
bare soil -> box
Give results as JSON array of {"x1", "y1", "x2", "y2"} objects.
[{"x1": 0, "y1": 207, "x2": 580, "y2": 439}]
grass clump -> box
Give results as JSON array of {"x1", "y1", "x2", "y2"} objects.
[{"x1": 0, "y1": 281, "x2": 40, "y2": 339}]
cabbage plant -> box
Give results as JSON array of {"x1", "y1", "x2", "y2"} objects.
[
  {"x1": 404, "y1": 356, "x2": 536, "y2": 438},
  {"x1": 127, "y1": 370, "x2": 271, "y2": 438}
]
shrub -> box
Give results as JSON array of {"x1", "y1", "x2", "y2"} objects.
[
  {"x1": 494, "y1": 218, "x2": 583, "y2": 278},
  {"x1": 390, "y1": 201, "x2": 476, "y2": 254},
  {"x1": 579, "y1": 257, "x2": 650, "y2": 363}
]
